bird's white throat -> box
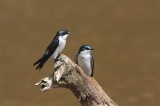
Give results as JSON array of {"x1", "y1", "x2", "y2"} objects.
[
  {"x1": 80, "y1": 50, "x2": 92, "y2": 55},
  {"x1": 60, "y1": 34, "x2": 69, "y2": 40},
  {"x1": 52, "y1": 35, "x2": 67, "y2": 59}
]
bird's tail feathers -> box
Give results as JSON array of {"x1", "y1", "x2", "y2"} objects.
[
  {"x1": 33, "y1": 58, "x2": 42, "y2": 66},
  {"x1": 33, "y1": 54, "x2": 50, "y2": 70}
]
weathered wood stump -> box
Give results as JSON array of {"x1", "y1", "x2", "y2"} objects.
[{"x1": 35, "y1": 54, "x2": 118, "y2": 106}]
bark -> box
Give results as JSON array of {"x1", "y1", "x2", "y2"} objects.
[{"x1": 35, "y1": 54, "x2": 118, "y2": 106}]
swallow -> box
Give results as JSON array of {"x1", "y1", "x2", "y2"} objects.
[
  {"x1": 76, "y1": 45, "x2": 94, "y2": 76},
  {"x1": 33, "y1": 29, "x2": 71, "y2": 70}
]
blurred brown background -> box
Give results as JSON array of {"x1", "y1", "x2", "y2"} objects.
[{"x1": 0, "y1": 0, "x2": 159, "y2": 106}]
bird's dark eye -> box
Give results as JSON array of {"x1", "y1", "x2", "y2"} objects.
[
  {"x1": 85, "y1": 47, "x2": 89, "y2": 50},
  {"x1": 58, "y1": 30, "x2": 69, "y2": 35},
  {"x1": 64, "y1": 32, "x2": 68, "y2": 35},
  {"x1": 60, "y1": 31, "x2": 68, "y2": 35}
]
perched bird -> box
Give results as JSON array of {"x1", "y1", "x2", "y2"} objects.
[
  {"x1": 33, "y1": 29, "x2": 71, "y2": 70},
  {"x1": 76, "y1": 45, "x2": 94, "y2": 77}
]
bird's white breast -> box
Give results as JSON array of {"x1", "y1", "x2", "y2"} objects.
[
  {"x1": 52, "y1": 36, "x2": 67, "y2": 59},
  {"x1": 78, "y1": 53, "x2": 92, "y2": 76}
]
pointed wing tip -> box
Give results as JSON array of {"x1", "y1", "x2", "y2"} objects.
[
  {"x1": 33, "y1": 63, "x2": 36, "y2": 66},
  {"x1": 35, "y1": 65, "x2": 42, "y2": 71},
  {"x1": 33, "y1": 61, "x2": 39, "y2": 66},
  {"x1": 33, "y1": 61, "x2": 43, "y2": 70},
  {"x1": 35, "y1": 67, "x2": 40, "y2": 70},
  {"x1": 90, "y1": 74, "x2": 94, "y2": 77}
]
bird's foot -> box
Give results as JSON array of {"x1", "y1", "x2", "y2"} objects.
[
  {"x1": 55, "y1": 54, "x2": 65, "y2": 62},
  {"x1": 54, "y1": 54, "x2": 60, "y2": 62}
]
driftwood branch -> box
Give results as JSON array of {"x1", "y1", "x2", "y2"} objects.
[{"x1": 35, "y1": 54, "x2": 118, "y2": 106}]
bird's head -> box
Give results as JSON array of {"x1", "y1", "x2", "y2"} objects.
[
  {"x1": 78, "y1": 45, "x2": 94, "y2": 54},
  {"x1": 57, "y1": 29, "x2": 71, "y2": 39}
]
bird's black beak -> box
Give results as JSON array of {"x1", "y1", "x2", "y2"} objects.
[
  {"x1": 90, "y1": 48, "x2": 94, "y2": 50},
  {"x1": 68, "y1": 31, "x2": 71, "y2": 34}
]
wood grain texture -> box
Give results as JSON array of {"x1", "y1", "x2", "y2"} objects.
[{"x1": 36, "y1": 54, "x2": 118, "y2": 106}]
